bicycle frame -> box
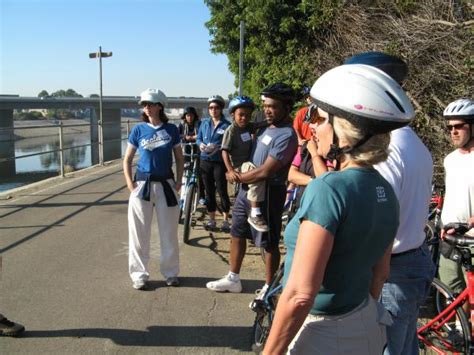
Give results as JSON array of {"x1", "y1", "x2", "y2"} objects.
[
  {"x1": 179, "y1": 143, "x2": 199, "y2": 213},
  {"x1": 418, "y1": 243, "x2": 474, "y2": 354}
]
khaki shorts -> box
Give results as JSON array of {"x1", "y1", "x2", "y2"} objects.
[
  {"x1": 239, "y1": 161, "x2": 265, "y2": 203},
  {"x1": 287, "y1": 297, "x2": 391, "y2": 355}
]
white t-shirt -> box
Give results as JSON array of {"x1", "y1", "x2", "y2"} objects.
[
  {"x1": 375, "y1": 127, "x2": 433, "y2": 253},
  {"x1": 441, "y1": 149, "x2": 474, "y2": 233}
]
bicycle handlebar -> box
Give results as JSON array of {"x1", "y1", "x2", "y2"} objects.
[{"x1": 443, "y1": 223, "x2": 474, "y2": 247}]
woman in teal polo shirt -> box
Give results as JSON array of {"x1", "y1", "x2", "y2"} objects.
[{"x1": 263, "y1": 64, "x2": 415, "y2": 354}]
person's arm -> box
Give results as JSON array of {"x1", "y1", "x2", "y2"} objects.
[
  {"x1": 236, "y1": 155, "x2": 282, "y2": 184},
  {"x1": 369, "y1": 242, "x2": 393, "y2": 299},
  {"x1": 173, "y1": 145, "x2": 184, "y2": 191},
  {"x1": 222, "y1": 150, "x2": 239, "y2": 182},
  {"x1": 263, "y1": 220, "x2": 334, "y2": 354},
  {"x1": 306, "y1": 139, "x2": 329, "y2": 177},
  {"x1": 288, "y1": 164, "x2": 312, "y2": 186},
  {"x1": 468, "y1": 216, "x2": 474, "y2": 229},
  {"x1": 123, "y1": 145, "x2": 137, "y2": 192}
]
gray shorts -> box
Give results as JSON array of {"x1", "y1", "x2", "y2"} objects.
[{"x1": 287, "y1": 297, "x2": 391, "y2": 354}]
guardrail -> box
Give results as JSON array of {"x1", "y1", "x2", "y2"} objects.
[{"x1": 0, "y1": 120, "x2": 140, "y2": 177}]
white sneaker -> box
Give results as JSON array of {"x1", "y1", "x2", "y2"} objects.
[
  {"x1": 206, "y1": 275, "x2": 242, "y2": 293},
  {"x1": 132, "y1": 279, "x2": 147, "y2": 290}
]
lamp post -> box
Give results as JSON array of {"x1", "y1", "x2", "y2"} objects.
[
  {"x1": 89, "y1": 46, "x2": 112, "y2": 165},
  {"x1": 238, "y1": 21, "x2": 245, "y2": 96}
]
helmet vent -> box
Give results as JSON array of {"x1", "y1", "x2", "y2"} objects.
[
  {"x1": 456, "y1": 105, "x2": 464, "y2": 112},
  {"x1": 385, "y1": 91, "x2": 405, "y2": 114}
]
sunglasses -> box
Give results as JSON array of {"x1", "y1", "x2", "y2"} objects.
[
  {"x1": 141, "y1": 102, "x2": 158, "y2": 107},
  {"x1": 446, "y1": 123, "x2": 467, "y2": 131},
  {"x1": 208, "y1": 105, "x2": 222, "y2": 110},
  {"x1": 303, "y1": 103, "x2": 328, "y2": 125}
]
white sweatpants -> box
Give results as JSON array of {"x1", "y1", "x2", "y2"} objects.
[{"x1": 128, "y1": 180, "x2": 180, "y2": 282}]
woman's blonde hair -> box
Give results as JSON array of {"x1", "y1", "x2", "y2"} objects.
[{"x1": 333, "y1": 116, "x2": 390, "y2": 166}]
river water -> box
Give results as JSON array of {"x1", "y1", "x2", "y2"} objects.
[{"x1": 0, "y1": 133, "x2": 129, "y2": 192}]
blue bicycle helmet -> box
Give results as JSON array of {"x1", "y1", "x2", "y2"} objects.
[
  {"x1": 344, "y1": 51, "x2": 408, "y2": 85},
  {"x1": 228, "y1": 96, "x2": 256, "y2": 114}
]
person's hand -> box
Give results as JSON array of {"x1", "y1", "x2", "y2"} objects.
[
  {"x1": 127, "y1": 182, "x2": 137, "y2": 193},
  {"x1": 468, "y1": 216, "x2": 474, "y2": 229},
  {"x1": 307, "y1": 139, "x2": 318, "y2": 156},
  {"x1": 226, "y1": 170, "x2": 239, "y2": 182},
  {"x1": 175, "y1": 182, "x2": 182, "y2": 192},
  {"x1": 199, "y1": 143, "x2": 206, "y2": 152}
]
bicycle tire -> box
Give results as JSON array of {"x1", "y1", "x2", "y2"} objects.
[
  {"x1": 251, "y1": 263, "x2": 284, "y2": 352},
  {"x1": 183, "y1": 183, "x2": 196, "y2": 244},
  {"x1": 418, "y1": 278, "x2": 470, "y2": 353},
  {"x1": 424, "y1": 221, "x2": 440, "y2": 267}
]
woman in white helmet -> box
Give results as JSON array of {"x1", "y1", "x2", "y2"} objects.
[
  {"x1": 123, "y1": 88, "x2": 184, "y2": 290},
  {"x1": 263, "y1": 65, "x2": 414, "y2": 354}
]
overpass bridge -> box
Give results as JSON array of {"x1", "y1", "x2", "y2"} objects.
[{"x1": 0, "y1": 96, "x2": 210, "y2": 179}]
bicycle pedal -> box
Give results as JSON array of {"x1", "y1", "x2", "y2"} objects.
[{"x1": 249, "y1": 299, "x2": 265, "y2": 311}]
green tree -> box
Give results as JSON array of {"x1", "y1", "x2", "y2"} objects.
[{"x1": 38, "y1": 90, "x2": 49, "y2": 97}]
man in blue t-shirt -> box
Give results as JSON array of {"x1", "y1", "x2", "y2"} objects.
[{"x1": 206, "y1": 83, "x2": 298, "y2": 295}]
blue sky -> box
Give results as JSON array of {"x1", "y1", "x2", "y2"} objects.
[{"x1": 0, "y1": 0, "x2": 236, "y2": 98}]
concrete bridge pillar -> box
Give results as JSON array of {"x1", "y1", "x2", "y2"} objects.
[
  {"x1": 0, "y1": 109, "x2": 16, "y2": 178},
  {"x1": 91, "y1": 108, "x2": 122, "y2": 165}
]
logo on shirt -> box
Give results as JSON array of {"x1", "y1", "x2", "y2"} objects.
[
  {"x1": 140, "y1": 130, "x2": 172, "y2": 151},
  {"x1": 376, "y1": 186, "x2": 387, "y2": 202}
]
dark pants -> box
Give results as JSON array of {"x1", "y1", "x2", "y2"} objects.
[{"x1": 199, "y1": 159, "x2": 230, "y2": 213}]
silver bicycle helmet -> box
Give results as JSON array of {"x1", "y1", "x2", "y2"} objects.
[
  {"x1": 443, "y1": 99, "x2": 474, "y2": 121},
  {"x1": 310, "y1": 64, "x2": 414, "y2": 134},
  {"x1": 207, "y1": 95, "x2": 226, "y2": 108}
]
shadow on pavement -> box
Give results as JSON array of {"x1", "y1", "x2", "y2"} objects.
[{"x1": 22, "y1": 325, "x2": 253, "y2": 350}]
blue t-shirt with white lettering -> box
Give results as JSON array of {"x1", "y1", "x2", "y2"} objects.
[{"x1": 128, "y1": 122, "x2": 180, "y2": 177}]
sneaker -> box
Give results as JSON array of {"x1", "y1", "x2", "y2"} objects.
[
  {"x1": 205, "y1": 219, "x2": 216, "y2": 230},
  {"x1": 198, "y1": 198, "x2": 207, "y2": 206},
  {"x1": 221, "y1": 220, "x2": 231, "y2": 233},
  {"x1": 206, "y1": 275, "x2": 242, "y2": 293},
  {"x1": 0, "y1": 316, "x2": 25, "y2": 337},
  {"x1": 247, "y1": 215, "x2": 269, "y2": 232},
  {"x1": 132, "y1": 279, "x2": 147, "y2": 290},
  {"x1": 166, "y1": 276, "x2": 180, "y2": 287}
]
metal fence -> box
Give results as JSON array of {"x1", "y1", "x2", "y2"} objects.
[{"x1": 0, "y1": 120, "x2": 139, "y2": 177}]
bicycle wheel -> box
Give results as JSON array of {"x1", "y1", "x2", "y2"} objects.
[
  {"x1": 424, "y1": 221, "x2": 440, "y2": 267},
  {"x1": 252, "y1": 309, "x2": 273, "y2": 352},
  {"x1": 183, "y1": 183, "x2": 196, "y2": 244},
  {"x1": 418, "y1": 278, "x2": 470, "y2": 353}
]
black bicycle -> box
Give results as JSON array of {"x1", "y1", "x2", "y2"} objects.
[
  {"x1": 179, "y1": 143, "x2": 200, "y2": 244},
  {"x1": 250, "y1": 261, "x2": 285, "y2": 352}
]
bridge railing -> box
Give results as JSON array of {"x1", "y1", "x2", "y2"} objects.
[{"x1": 0, "y1": 119, "x2": 141, "y2": 177}]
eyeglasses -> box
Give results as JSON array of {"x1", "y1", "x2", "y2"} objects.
[
  {"x1": 208, "y1": 105, "x2": 221, "y2": 110},
  {"x1": 141, "y1": 102, "x2": 157, "y2": 107},
  {"x1": 446, "y1": 123, "x2": 467, "y2": 131},
  {"x1": 304, "y1": 104, "x2": 328, "y2": 125}
]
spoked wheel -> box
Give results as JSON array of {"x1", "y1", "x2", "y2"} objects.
[
  {"x1": 424, "y1": 221, "x2": 440, "y2": 267},
  {"x1": 183, "y1": 184, "x2": 196, "y2": 244},
  {"x1": 418, "y1": 278, "x2": 470, "y2": 354},
  {"x1": 252, "y1": 310, "x2": 273, "y2": 353}
]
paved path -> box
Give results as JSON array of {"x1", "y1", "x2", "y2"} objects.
[{"x1": 0, "y1": 161, "x2": 266, "y2": 354}]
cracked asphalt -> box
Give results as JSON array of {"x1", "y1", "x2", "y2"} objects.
[{"x1": 0, "y1": 160, "x2": 270, "y2": 354}]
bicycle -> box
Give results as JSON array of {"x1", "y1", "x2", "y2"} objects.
[
  {"x1": 417, "y1": 222, "x2": 473, "y2": 354},
  {"x1": 424, "y1": 186, "x2": 444, "y2": 271},
  {"x1": 250, "y1": 261, "x2": 285, "y2": 352},
  {"x1": 179, "y1": 143, "x2": 200, "y2": 244}
]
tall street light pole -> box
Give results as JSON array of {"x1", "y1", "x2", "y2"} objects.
[
  {"x1": 89, "y1": 46, "x2": 112, "y2": 165},
  {"x1": 238, "y1": 21, "x2": 245, "y2": 96}
]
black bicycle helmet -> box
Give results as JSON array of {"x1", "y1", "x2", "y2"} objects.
[
  {"x1": 344, "y1": 51, "x2": 408, "y2": 85},
  {"x1": 261, "y1": 83, "x2": 296, "y2": 106},
  {"x1": 181, "y1": 106, "x2": 199, "y2": 120}
]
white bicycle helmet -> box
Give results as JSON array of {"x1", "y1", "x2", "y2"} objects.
[
  {"x1": 310, "y1": 64, "x2": 414, "y2": 134},
  {"x1": 443, "y1": 99, "x2": 474, "y2": 121},
  {"x1": 138, "y1": 88, "x2": 168, "y2": 107},
  {"x1": 207, "y1": 95, "x2": 226, "y2": 108}
]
